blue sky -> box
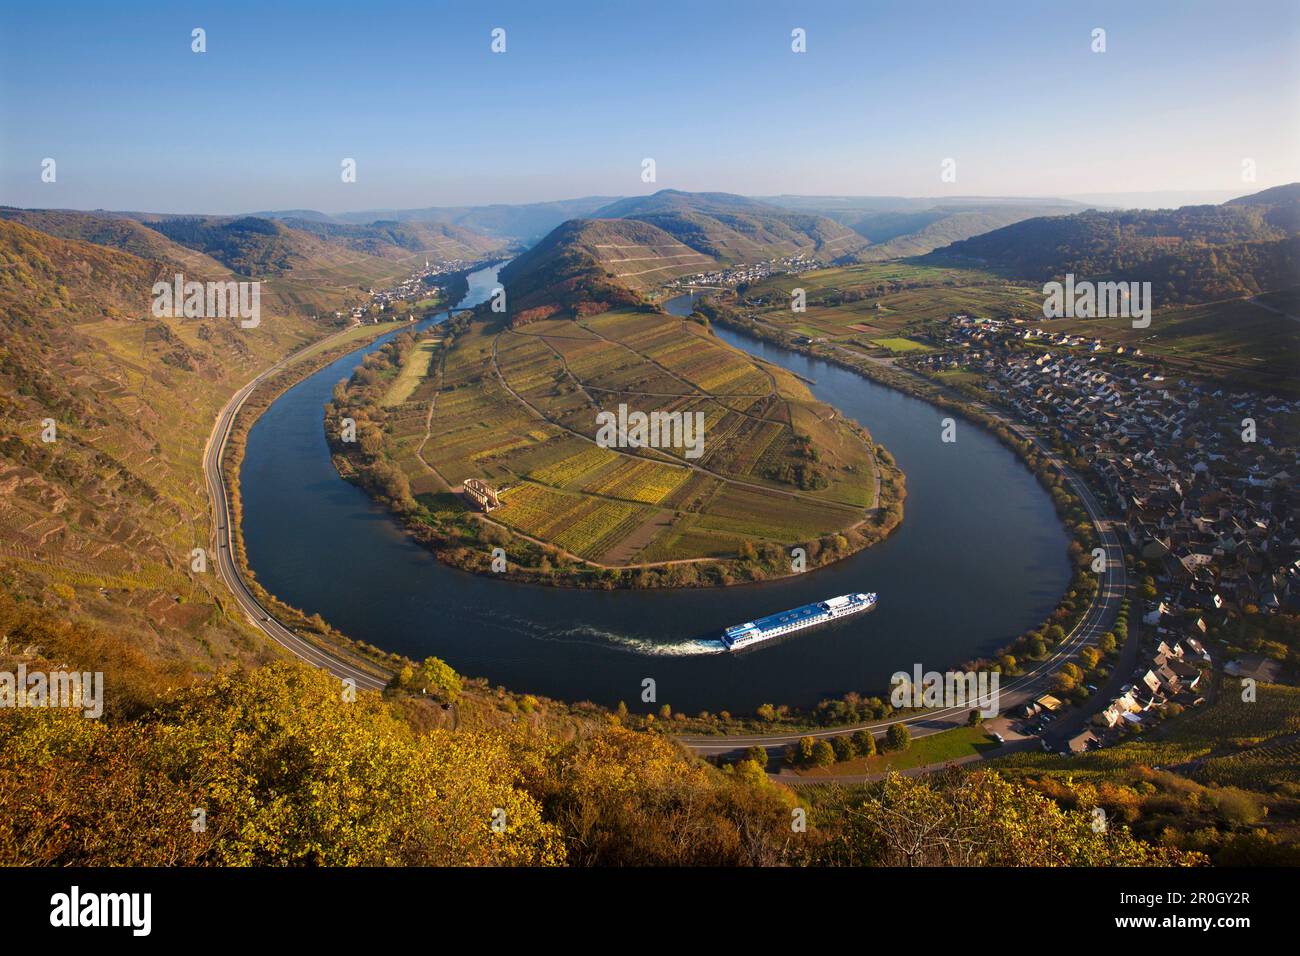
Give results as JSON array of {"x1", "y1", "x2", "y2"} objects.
[{"x1": 2, "y1": 0, "x2": 1297, "y2": 213}]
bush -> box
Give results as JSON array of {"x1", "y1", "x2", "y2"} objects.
[
  {"x1": 885, "y1": 723, "x2": 911, "y2": 752},
  {"x1": 852, "y1": 730, "x2": 877, "y2": 757},
  {"x1": 811, "y1": 740, "x2": 836, "y2": 767}
]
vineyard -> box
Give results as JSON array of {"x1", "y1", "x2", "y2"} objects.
[
  {"x1": 584, "y1": 458, "x2": 691, "y2": 505},
  {"x1": 364, "y1": 304, "x2": 891, "y2": 571}
]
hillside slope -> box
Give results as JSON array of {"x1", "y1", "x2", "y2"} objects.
[
  {"x1": 267, "y1": 216, "x2": 507, "y2": 262},
  {"x1": 498, "y1": 217, "x2": 715, "y2": 321},
  {"x1": 310, "y1": 196, "x2": 619, "y2": 242},
  {"x1": 925, "y1": 186, "x2": 1300, "y2": 304},
  {"x1": 0, "y1": 217, "x2": 354, "y2": 670},
  {"x1": 1, "y1": 206, "x2": 506, "y2": 318},
  {"x1": 0, "y1": 207, "x2": 236, "y2": 277},
  {"x1": 595, "y1": 190, "x2": 868, "y2": 263},
  {"x1": 763, "y1": 195, "x2": 1087, "y2": 259},
  {"x1": 499, "y1": 190, "x2": 874, "y2": 319}
]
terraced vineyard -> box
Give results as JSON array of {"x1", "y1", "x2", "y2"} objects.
[{"x1": 364, "y1": 306, "x2": 903, "y2": 575}]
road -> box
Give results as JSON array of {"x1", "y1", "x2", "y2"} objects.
[
  {"x1": 201, "y1": 325, "x2": 391, "y2": 691},
  {"x1": 676, "y1": 366, "x2": 1129, "y2": 776}
]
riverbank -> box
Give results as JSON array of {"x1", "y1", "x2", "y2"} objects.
[{"x1": 218, "y1": 317, "x2": 433, "y2": 675}]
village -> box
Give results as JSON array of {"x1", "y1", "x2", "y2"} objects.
[
  {"x1": 667, "y1": 252, "x2": 823, "y2": 291},
  {"x1": 339, "y1": 256, "x2": 494, "y2": 323},
  {"x1": 910, "y1": 314, "x2": 1299, "y2": 754}
]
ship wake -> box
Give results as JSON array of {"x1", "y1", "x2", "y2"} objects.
[{"x1": 553, "y1": 626, "x2": 727, "y2": 656}]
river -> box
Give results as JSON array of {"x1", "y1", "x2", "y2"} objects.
[{"x1": 239, "y1": 269, "x2": 1069, "y2": 714}]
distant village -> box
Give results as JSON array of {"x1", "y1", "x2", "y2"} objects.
[
  {"x1": 340, "y1": 257, "x2": 487, "y2": 323},
  {"x1": 667, "y1": 252, "x2": 823, "y2": 291},
  {"x1": 912, "y1": 313, "x2": 1298, "y2": 753}
]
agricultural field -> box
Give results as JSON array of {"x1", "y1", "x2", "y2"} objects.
[
  {"x1": 382, "y1": 335, "x2": 442, "y2": 406},
  {"x1": 742, "y1": 262, "x2": 1043, "y2": 348},
  {"x1": 380, "y1": 307, "x2": 887, "y2": 569},
  {"x1": 794, "y1": 725, "x2": 1001, "y2": 778}
]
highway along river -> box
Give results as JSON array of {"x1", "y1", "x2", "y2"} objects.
[{"x1": 239, "y1": 269, "x2": 1070, "y2": 714}]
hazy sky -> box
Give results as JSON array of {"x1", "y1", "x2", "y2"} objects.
[{"x1": 2, "y1": 0, "x2": 1298, "y2": 214}]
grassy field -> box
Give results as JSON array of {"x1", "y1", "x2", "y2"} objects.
[
  {"x1": 871, "y1": 337, "x2": 931, "y2": 353},
  {"x1": 795, "y1": 725, "x2": 1001, "y2": 777},
  {"x1": 383, "y1": 335, "x2": 441, "y2": 407},
  {"x1": 384, "y1": 308, "x2": 886, "y2": 566},
  {"x1": 294, "y1": 318, "x2": 412, "y2": 364}
]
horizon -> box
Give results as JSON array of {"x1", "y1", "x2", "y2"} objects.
[
  {"x1": 3, "y1": 0, "x2": 1298, "y2": 213},
  {"x1": 0, "y1": 185, "x2": 1284, "y2": 220}
]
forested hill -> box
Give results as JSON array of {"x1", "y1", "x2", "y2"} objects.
[
  {"x1": 594, "y1": 190, "x2": 868, "y2": 264},
  {"x1": 0, "y1": 207, "x2": 508, "y2": 284},
  {"x1": 763, "y1": 195, "x2": 1087, "y2": 260},
  {"x1": 924, "y1": 184, "x2": 1300, "y2": 304}
]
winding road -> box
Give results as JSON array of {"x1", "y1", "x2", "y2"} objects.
[{"x1": 202, "y1": 325, "x2": 391, "y2": 691}]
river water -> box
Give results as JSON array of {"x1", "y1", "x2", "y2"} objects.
[{"x1": 239, "y1": 269, "x2": 1069, "y2": 713}]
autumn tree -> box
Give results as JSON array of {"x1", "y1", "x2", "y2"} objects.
[{"x1": 886, "y1": 722, "x2": 911, "y2": 752}]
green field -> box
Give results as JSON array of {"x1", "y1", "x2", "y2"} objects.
[
  {"x1": 796, "y1": 725, "x2": 1001, "y2": 777},
  {"x1": 292, "y1": 318, "x2": 411, "y2": 365},
  {"x1": 871, "y1": 337, "x2": 931, "y2": 353}
]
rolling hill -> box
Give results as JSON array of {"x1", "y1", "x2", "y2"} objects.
[
  {"x1": 0, "y1": 207, "x2": 237, "y2": 277},
  {"x1": 498, "y1": 191, "x2": 874, "y2": 320},
  {"x1": 0, "y1": 217, "x2": 352, "y2": 674},
  {"x1": 498, "y1": 217, "x2": 714, "y2": 321},
  {"x1": 923, "y1": 185, "x2": 1300, "y2": 304},
  {"x1": 260, "y1": 196, "x2": 619, "y2": 243},
  {"x1": 267, "y1": 217, "x2": 508, "y2": 262},
  {"x1": 763, "y1": 195, "x2": 1088, "y2": 259},
  {"x1": 122, "y1": 213, "x2": 507, "y2": 280},
  {"x1": 0, "y1": 207, "x2": 509, "y2": 316},
  {"x1": 593, "y1": 190, "x2": 868, "y2": 264}
]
